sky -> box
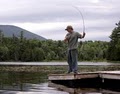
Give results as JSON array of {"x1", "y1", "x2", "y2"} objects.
[{"x1": 0, "y1": 0, "x2": 119, "y2": 41}]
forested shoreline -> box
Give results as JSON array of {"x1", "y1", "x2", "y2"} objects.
[
  {"x1": 0, "y1": 21, "x2": 120, "y2": 62},
  {"x1": 0, "y1": 34, "x2": 109, "y2": 62}
]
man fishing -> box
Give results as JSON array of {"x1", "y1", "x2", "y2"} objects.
[{"x1": 64, "y1": 25, "x2": 86, "y2": 74}]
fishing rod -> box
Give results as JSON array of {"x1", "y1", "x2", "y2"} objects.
[
  {"x1": 72, "y1": 6, "x2": 86, "y2": 33},
  {"x1": 62, "y1": 6, "x2": 86, "y2": 55}
]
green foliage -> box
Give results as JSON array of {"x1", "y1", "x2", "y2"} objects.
[
  {"x1": 0, "y1": 29, "x2": 111, "y2": 62},
  {"x1": 78, "y1": 41, "x2": 108, "y2": 61},
  {"x1": 0, "y1": 46, "x2": 9, "y2": 61},
  {"x1": 107, "y1": 21, "x2": 120, "y2": 61},
  {"x1": 1, "y1": 21, "x2": 120, "y2": 62},
  {"x1": 0, "y1": 32, "x2": 108, "y2": 61}
]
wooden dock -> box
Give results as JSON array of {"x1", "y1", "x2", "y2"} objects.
[
  {"x1": 49, "y1": 71, "x2": 120, "y2": 80},
  {"x1": 48, "y1": 71, "x2": 120, "y2": 88},
  {"x1": 49, "y1": 82, "x2": 120, "y2": 94}
]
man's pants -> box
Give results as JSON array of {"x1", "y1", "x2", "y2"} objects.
[{"x1": 67, "y1": 49, "x2": 78, "y2": 73}]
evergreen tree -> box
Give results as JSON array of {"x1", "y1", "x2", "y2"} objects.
[{"x1": 107, "y1": 21, "x2": 120, "y2": 61}]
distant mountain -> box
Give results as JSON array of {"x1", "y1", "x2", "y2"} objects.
[{"x1": 0, "y1": 25, "x2": 46, "y2": 40}]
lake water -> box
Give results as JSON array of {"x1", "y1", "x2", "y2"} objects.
[
  {"x1": 0, "y1": 71, "x2": 120, "y2": 94},
  {"x1": 0, "y1": 62, "x2": 120, "y2": 94}
]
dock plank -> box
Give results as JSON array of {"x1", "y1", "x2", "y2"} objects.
[
  {"x1": 100, "y1": 71, "x2": 120, "y2": 80},
  {"x1": 49, "y1": 74, "x2": 75, "y2": 80},
  {"x1": 49, "y1": 71, "x2": 120, "y2": 81},
  {"x1": 49, "y1": 72, "x2": 99, "y2": 80}
]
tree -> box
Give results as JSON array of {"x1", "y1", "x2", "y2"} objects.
[
  {"x1": 0, "y1": 30, "x2": 4, "y2": 44},
  {"x1": 21, "y1": 48, "x2": 32, "y2": 61},
  {"x1": 20, "y1": 31, "x2": 24, "y2": 42},
  {"x1": 0, "y1": 46, "x2": 9, "y2": 61},
  {"x1": 107, "y1": 21, "x2": 120, "y2": 61},
  {"x1": 32, "y1": 47, "x2": 45, "y2": 61},
  {"x1": 0, "y1": 32, "x2": 109, "y2": 62}
]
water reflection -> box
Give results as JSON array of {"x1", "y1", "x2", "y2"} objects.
[
  {"x1": 0, "y1": 72, "x2": 120, "y2": 94},
  {"x1": 49, "y1": 82, "x2": 120, "y2": 94},
  {"x1": 0, "y1": 72, "x2": 47, "y2": 91},
  {"x1": 0, "y1": 83, "x2": 68, "y2": 94}
]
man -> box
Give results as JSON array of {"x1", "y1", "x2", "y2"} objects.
[{"x1": 64, "y1": 25, "x2": 86, "y2": 74}]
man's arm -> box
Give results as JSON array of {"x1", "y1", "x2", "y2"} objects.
[
  {"x1": 64, "y1": 37, "x2": 68, "y2": 42},
  {"x1": 64, "y1": 33, "x2": 70, "y2": 42},
  {"x1": 82, "y1": 32, "x2": 86, "y2": 38},
  {"x1": 78, "y1": 32, "x2": 86, "y2": 39}
]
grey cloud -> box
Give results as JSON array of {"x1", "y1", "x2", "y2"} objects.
[
  {"x1": 0, "y1": 0, "x2": 120, "y2": 41},
  {"x1": 0, "y1": 1, "x2": 119, "y2": 24}
]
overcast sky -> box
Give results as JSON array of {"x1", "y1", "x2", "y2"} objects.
[{"x1": 0, "y1": 0, "x2": 119, "y2": 41}]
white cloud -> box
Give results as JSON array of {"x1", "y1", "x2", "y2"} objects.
[
  {"x1": 0, "y1": 0, "x2": 119, "y2": 41},
  {"x1": 91, "y1": 0, "x2": 100, "y2": 3}
]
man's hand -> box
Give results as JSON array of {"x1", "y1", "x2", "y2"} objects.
[
  {"x1": 82, "y1": 32, "x2": 86, "y2": 38},
  {"x1": 64, "y1": 38, "x2": 68, "y2": 42}
]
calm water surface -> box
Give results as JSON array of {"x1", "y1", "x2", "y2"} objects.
[
  {"x1": 0, "y1": 71, "x2": 120, "y2": 94},
  {"x1": 0, "y1": 62, "x2": 120, "y2": 94}
]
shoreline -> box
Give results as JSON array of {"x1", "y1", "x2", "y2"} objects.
[
  {"x1": 0, "y1": 62, "x2": 120, "y2": 66},
  {"x1": 0, "y1": 65, "x2": 120, "y2": 73}
]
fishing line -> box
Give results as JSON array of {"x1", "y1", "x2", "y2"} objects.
[
  {"x1": 72, "y1": 6, "x2": 85, "y2": 33},
  {"x1": 72, "y1": 6, "x2": 86, "y2": 48}
]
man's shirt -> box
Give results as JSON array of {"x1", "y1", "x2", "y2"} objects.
[{"x1": 65, "y1": 31, "x2": 82, "y2": 50}]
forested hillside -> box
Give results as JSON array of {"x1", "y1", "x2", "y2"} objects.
[
  {"x1": 0, "y1": 21, "x2": 120, "y2": 62},
  {"x1": 0, "y1": 31, "x2": 108, "y2": 61}
]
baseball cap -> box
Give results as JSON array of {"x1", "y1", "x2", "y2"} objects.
[{"x1": 65, "y1": 25, "x2": 73, "y2": 30}]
